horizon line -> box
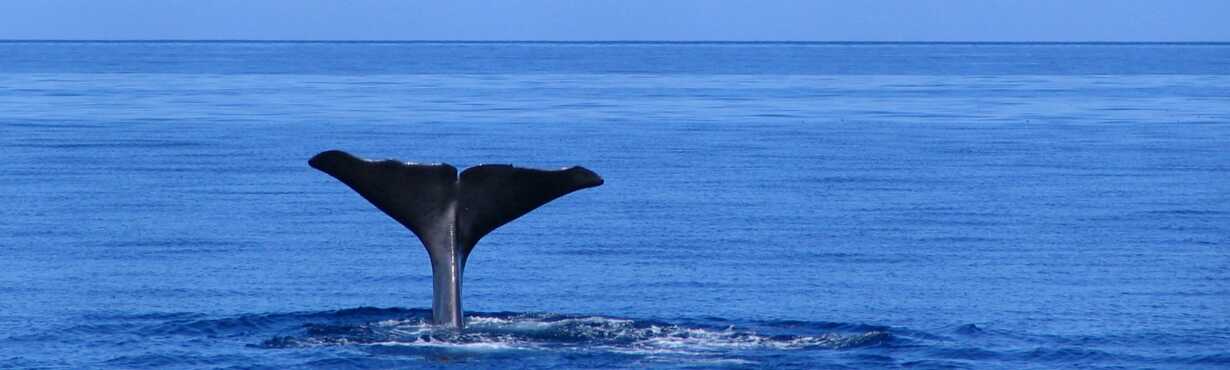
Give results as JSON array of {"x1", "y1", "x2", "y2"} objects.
[{"x1": 1, "y1": 39, "x2": 1228, "y2": 45}]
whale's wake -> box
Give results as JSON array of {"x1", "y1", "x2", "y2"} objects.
[
  {"x1": 7, "y1": 307, "x2": 1226, "y2": 369},
  {"x1": 262, "y1": 309, "x2": 890, "y2": 363}
]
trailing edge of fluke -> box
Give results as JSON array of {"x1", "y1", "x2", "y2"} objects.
[{"x1": 308, "y1": 150, "x2": 603, "y2": 329}]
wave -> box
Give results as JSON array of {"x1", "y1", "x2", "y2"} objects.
[
  {"x1": 260, "y1": 310, "x2": 892, "y2": 354},
  {"x1": 8, "y1": 307, "x2": 1228, "y2": 369}
]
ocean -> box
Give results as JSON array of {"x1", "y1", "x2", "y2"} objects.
[{"x1": 1, "y1": 41, "x2": 1227, "y2": 369}]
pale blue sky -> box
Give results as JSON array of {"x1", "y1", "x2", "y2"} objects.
[{"x1": 1, "y1": 0, "x2": 1226, "y2": 41}]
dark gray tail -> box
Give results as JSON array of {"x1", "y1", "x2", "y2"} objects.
[{"x1": 308, "y1": 150, "x2": 603, "y2": 328}]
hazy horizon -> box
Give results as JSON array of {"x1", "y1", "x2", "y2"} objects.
[
  {"x1": 2, "y1": 39, "x2": 1230, "y2": 43},
  {"x1": 2, "y1": 38, "x2": 1230, "y2": 43},
  {"x1": 1, "y1": 0, "x2": 1227, "y2": 42}
]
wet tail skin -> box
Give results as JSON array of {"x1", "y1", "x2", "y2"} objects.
[{"x1": 308, "y1": 150, "x2": 603, "y2": 329}]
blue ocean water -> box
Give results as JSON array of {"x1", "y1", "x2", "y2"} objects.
[{"x1": 1, "y1": 42, "x2": 1228, "y2": 369}]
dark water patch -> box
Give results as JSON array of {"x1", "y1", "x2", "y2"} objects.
[
  {"x1": 922, "y1": 347, "x2": 1002, "y2": 362},
  {"x1": 0, "y1": 356, "x2": 71, "y2": 370},
  {"x1": 82, "y1": 311, "x2": 210, "y2": 321},
  {"x1": 641, "y1": 280, "x2": 734, "y2": 289},
  {"x1": 952, "y1": 324, "x2": 985, "y2": 336},
  {"x1": 545, "y1": 247, "x2": 641, "y2": 257},
  {"x1": 0, "y1": 121, "x2": 108, "y2": 129},
  {"x1": 103, "y1": 353, "x2": 254, "y2": 368},
  {"x1": 1017, "y1": 346, "x2": 1123, "y2": 363},
  {"x1": 901, "y1": 218, "x2": 1010, "y2": 227},
  {"x1": 914, "y1": 236, "x2": 1001, "y2": 243},
  {"x1": 102, "y1": 166, "x2": 270, "y2": 174},
  {"x1": 96, "y1": 238, "x2": 247, "y2": 249},
  {"x1": 1041, "y1": 330, "x2": 1230, "y2": 348},
  {"x1": 298, "y1": 356, "x2": 450, "y2": 369},
  {"x1": 807, "y1": 175, "x2": 955, "y2": 186},
  {"x1": 1120, "y1": 290, "x2": 1230, "y2": 297},
  {"x1": 1141, "y1": 209, "x2": 1229, "y2": 216},
  {"x1": 1170, "y1": 352, "x2": 1230, "y2": 366},
  {"x1": 8, "y1": 139, "x2": 212, "y2": 149},
  {"x1": 204, "y1": 190, "x2": 315, "y2": 196}
]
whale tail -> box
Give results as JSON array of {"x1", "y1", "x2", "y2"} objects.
[{"x1": 308, "y1": 150, "x2": 603, "y2": 329}]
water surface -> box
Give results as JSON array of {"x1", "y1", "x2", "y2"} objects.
[{"x1": 1, "y1": 42, "x2": 1228, "y2": 369}]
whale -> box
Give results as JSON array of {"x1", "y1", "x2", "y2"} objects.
[{"x1": 308, "y1": 150, "x2": 603, "y2": 329}]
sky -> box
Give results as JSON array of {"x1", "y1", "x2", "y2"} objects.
[{"x1": 0, "y1": 0, "x2": 1227, "y2": 42}]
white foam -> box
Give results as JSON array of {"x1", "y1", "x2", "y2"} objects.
[
  {"x1": 365, "y1": 339, "x2": 527, "y2": 352},
  {"x1": 277, "y1": 314, "x2": 884, "y2": 359}
]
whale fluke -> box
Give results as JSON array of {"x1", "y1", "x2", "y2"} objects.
[{"x1": 308, "y1": 150, "x2": 603, "y2": 329}]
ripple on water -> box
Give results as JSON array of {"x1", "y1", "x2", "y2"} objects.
[
  {"x1": 261, "y1": 310, "x2": 893, "y2": 364},
  {"x1": 7, "y1": 307, "x2": 1230, "y2": 369}
]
